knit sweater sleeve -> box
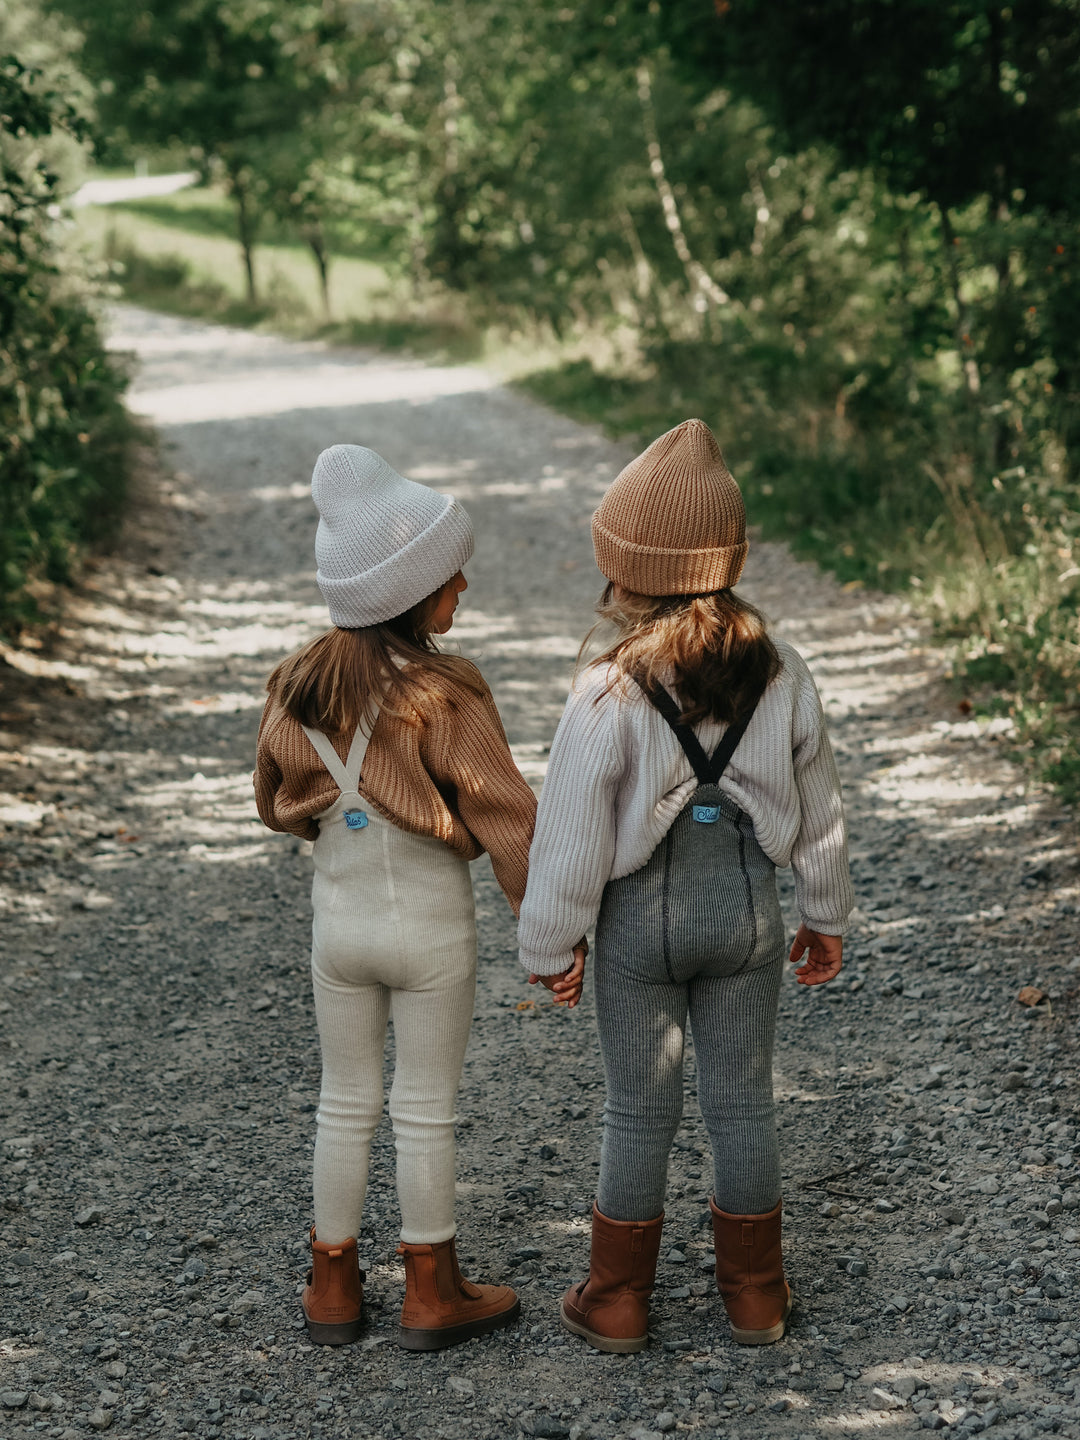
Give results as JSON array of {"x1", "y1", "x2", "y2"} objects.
[
  {"x1": 423, "y1": 664, "x2": 537, "y2": 917},
  {"x1": 253, "y1": 696, "x2": 322, "y2": 843},
  {"x1": 517, "y1": 670, "x2": 624, "y2": 975},
  {"x1": 786, "y1": 654, "x2": 854, "y2": 936}
]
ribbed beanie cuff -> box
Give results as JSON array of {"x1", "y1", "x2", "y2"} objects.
[
  {"x1": 591, "y1": 419, "x2": 748, "y2": 595},
  {"x1": 312, "y1": 444, "x2": 474, "y2": 627}
]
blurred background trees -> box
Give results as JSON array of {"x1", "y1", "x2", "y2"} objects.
[{"x1": 5, "y1": 0, "x2": 1079, "y2": 791}]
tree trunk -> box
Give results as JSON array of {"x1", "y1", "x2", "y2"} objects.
[
  {"x1": 306, "y1": 225, "x2": 331, "y2": 319},
  {"x1": 635, "y1": 62, "x2": 728, "y2": 324},
  {"x1": 937, "y1": 203, "x2": 980, "y2": 401},
  {"x1": 234, "y1": 180, "x2": 258, "y2": 306}
]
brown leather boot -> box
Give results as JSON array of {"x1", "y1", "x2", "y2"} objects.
[
  {"x1": 301, "y1": 1227, "x2": 364, "y2": 1345},
  {"x1": 397, "y1": 1237, "x2": 520, "y2": 1351},
  {"x1": 710, "y1": 1197, "x2": 791, "y2": 1344},
  {"x1": 560, "y1": 1206, "x2": 664, "y2": 1354}
]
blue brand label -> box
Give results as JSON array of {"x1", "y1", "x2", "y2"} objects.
[
  {"x1": 343, "y1": 810, "x2": 369, "y2": 830},
  {"x1": 693, "y1": 805, "x2": 720, "y2": 824}
]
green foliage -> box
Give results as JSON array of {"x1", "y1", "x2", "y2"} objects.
[
  {"x1": 709, "y1": 0, "x2": 1080, "y2": 213},
  {"x1": 50, "y1": 0, "x2": 361, "y2": 301},
  {"x1": 0, "y1": 40, "x2": 132, "y2": 627}
]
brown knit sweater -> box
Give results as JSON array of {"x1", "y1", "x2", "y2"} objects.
[{"x1": 253, "y1": 658, "x2": 536, "y2": 915}]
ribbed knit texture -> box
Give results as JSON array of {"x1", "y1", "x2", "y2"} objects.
[
  {"x1": 312, "y1": 444, "x2": 474, "y2": 626},
  {"x1": 310, "y1": 805, "x2": 477, "y2": 1246},
  {"x1": 591, "y1": 419, "x2": 748, "y2": 595},
  {"x1": 517, "y1": 639, "x2": 853, "y2": 974},
  {"x1": 594, "y1": 795, "x2": 784, "y2": 1219},
  {"x1": 254, "y1": 657, "x2": 536, "y2": 915}
]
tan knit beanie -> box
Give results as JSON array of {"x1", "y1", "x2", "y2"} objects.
[{"x1": 591, "y1": 419, "x2": 747, "y2": 596}]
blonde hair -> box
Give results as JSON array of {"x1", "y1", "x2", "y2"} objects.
[
  {"x1": 267, "y1": 580, "x2": 481, "y2": 733},
  {"x1": 584, "y1": 584, "x2": 781, "y2": 725}
]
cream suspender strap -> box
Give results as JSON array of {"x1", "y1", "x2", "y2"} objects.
[{"x1": 301, "y1": 704, "x2": 380, "y2": 794}]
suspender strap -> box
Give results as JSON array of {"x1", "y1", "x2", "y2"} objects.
[
  {"x1": 641, "y1": 682, "x2": 715, "y2": 785},
  {"x1": 705, "y1": 694, "x2": 760, "y2": 783},
  {"x1": 301, "y1": 711, "x2": 378, "y2": 793},
  {"x1": 639, "y1": 679, "x2": 762, "y2": 786}
]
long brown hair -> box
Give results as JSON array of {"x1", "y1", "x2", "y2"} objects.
[
  {"x1": 267, "y1": 582, "x2": 481, "y2": 733},
  {"x1": 584, "y1": 584, "x2": 781, "y2": 726}
]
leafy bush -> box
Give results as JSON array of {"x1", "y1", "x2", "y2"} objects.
[{"x1": 0, "y1": 50, "x2": 132, "y2": 627}]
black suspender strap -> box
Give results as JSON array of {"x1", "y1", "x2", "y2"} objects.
[
  {"x1": 704, "y1": 693, "x2": 760, "y2": 783},
  {"x1": 640, "y1": 681, "x2": 714, "y2": 784},
  {"x1": 639, "y1": 678, "x2": 762, "y2": 786}
]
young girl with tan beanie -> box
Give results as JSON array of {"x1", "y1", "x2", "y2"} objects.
[
  {"x1": 518, "y1": 419, "x2": 853, "y2": 1353},
  {"x1": 255, "y1": 444, "x2": 581, "y2": 1351}
]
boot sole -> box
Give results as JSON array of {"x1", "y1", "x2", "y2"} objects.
[
  {"x1": 730, "y1": 1293, "x2": 793, "y2": 1346},
  {"x1": 304, "y1": 1315, "x2": 363, "y2": 1346},
  {"x1": 560, "y1": 1300, "x2": 648, "y2": 1354},
  {"x1": 398, "y1": 1298, "x2": 521, "y2": 1352}
]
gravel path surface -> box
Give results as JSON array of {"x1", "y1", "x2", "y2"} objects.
[{"x1": 1, "y1": 306, "x2": 1078, "y2": 1440}]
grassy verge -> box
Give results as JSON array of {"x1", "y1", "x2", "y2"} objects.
[{"x1": 73, "y1": 193, "x2": 484, "y2": 361}]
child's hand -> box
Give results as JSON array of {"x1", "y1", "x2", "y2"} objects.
[
  {"x1": 529, "y1": 940, "x2": 587, "y2": 1009},
  {"x1": 788, "y1": 924, "x2": 843, "y2": 986}
]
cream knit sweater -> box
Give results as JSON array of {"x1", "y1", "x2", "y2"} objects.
[{"x1": 517, "y1": 639, "x2": 853, "y2": 975}]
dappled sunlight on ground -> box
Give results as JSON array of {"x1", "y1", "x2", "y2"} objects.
[{"x1": 3, "y1": 306, "x2": 1077, "y2": 1436}]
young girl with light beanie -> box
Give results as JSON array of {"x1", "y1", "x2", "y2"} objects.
[
  {"x1": 255, "y1": 444, "x2": 581, "y2": 1350},
  {"x1": 518, "y1": 419, "x2": 853, "y2": 1353}
]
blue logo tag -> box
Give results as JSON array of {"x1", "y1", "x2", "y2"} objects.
[
  {"x1": 343, "y1": 810, "x2": 369, "y2": 830},
  {"x1": 693, "y1": 805, "x2": 720, "y2": 824}
]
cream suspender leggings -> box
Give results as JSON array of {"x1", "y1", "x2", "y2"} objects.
[{"x1": 302, "y1": 716, "x2": 477, "y2": 1246}]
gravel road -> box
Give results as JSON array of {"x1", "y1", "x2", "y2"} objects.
[{"x1": 1, "y1": 305, "x2": 1078, "y2": 1440}]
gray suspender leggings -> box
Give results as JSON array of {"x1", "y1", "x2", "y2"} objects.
[{"x1": 592, "y1": 683, "x2": 785, "y2": 1221}]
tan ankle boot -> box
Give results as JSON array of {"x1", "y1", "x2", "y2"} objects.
[
  {"x1": 302, "y1": 1227, "x2": 364, "y2": 1345},
  {"x1": 397, "y1": 1237, "x2": 519, "y2": 1351},
  {"x1": 560, "y1": 1206, "x2": 664, "y2": 1354},
  {"x1": 710, "y1": 1197, "x2": 791, "y2": 1344}
]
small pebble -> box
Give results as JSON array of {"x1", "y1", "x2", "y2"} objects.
[
  {"x1": 837, "y1": 1256, "x2": 869, "y2": 1277},
  {"x1": 530, "y1": 1418, "x2": 571, "y2": 1439}
]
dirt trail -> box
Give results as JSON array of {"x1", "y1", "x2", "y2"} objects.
[{"x1": 1, "y1": 306, "x2": 1078, "y2": 1440}]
